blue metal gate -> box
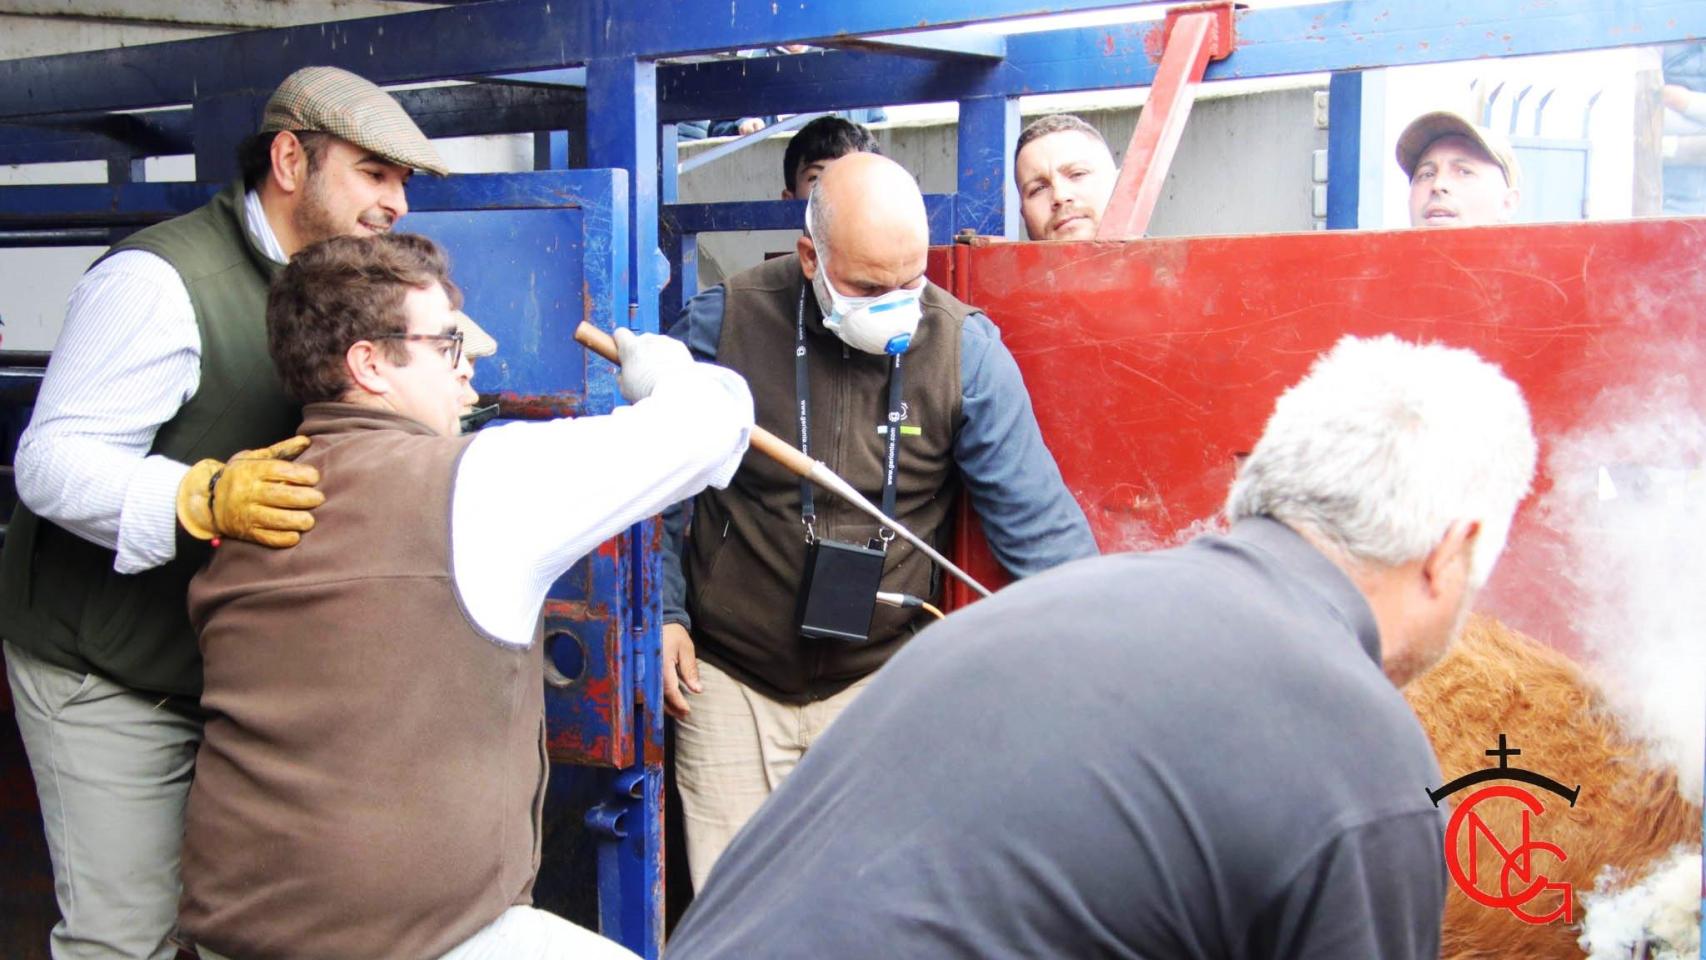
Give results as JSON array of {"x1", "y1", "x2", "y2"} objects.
[{"x1": 0, "y1": 168, "x2": 669, "y2": 956}]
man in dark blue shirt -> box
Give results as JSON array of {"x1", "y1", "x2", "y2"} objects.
[{"x1": 668, "y1": 334, "x2": 1537, "y2": 959}]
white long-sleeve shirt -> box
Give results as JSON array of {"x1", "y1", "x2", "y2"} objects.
[
  {"x1": 15, "y1": 190, "x2": 286, "y2": 574},
  {"x1": 451, "y1": 366, "x2": 753, "y2": 647}
]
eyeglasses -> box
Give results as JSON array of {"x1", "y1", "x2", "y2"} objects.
[{"x1": 371, "y1": 331, "x2": 464, "y2": 367}]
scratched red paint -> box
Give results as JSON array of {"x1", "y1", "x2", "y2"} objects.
[{"x1": 936, "y1": 218, "x2": 1706, "y2": 661}]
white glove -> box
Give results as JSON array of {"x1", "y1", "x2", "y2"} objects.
[{"x1": 614, "y1": 328, "x2": 695, "y2": 403}]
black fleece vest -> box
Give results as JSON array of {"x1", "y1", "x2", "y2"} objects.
[{"x1": 686, "y1": 254, "x2": 981, "y2": 703}]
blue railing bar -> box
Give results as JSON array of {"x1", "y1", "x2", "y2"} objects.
[
  {"x1": 677, "y1": 112, "x2": 830, "y2": 177},
  {"x1": 0, "y1": 0, "x2": 1155, "y2": 119},
  {"x1": 833, "y1": 29, "x2": 1008, "y2": 61}
]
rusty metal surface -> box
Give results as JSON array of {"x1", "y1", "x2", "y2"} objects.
[
  {"x1": 939, "y1": 218, "x2": 1706, "y2": 653},
  {"x1": 542, "y1": 543, "x2": 634, "y2": 768}
]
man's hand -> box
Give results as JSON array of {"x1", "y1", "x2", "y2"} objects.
[
  {"x1": 177, "y1": 435, "x2": 326, "y2": 548},
  {"x1": 736, "y1": 117, "x2": 766, "y2": 136},
  {"x1": 614, "y1": 328, "x2": 695, "y2": 403},
  {"x1": 662, "y1": 622, "x2": 703, "y2": 720}
]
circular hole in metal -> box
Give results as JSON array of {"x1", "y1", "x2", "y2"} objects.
[{"x1": 544, "y1": 631, "x2": 587, "y2": 688}]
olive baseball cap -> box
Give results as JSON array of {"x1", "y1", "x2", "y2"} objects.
[
  {"x1": 1396, "y1": 111, "x2": 1521, "y2": 189},
  {"x1": 261, "y1": 66, "x2": 449, "y2": 176},
  {"x1": 452, "y1": 310, "x2": 498, "y2": 360}
]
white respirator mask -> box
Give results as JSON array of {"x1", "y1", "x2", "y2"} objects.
[{"x1": 806, "y1": 202, "x2": 922, "y2": 356}]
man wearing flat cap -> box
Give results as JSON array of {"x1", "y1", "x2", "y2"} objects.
[
  {"x1": 0, "y1": 65, "x2": 447, "y2": 959},
  {"x1": 1396, "y1": 110, "x2": 1523, "y2": 228}
]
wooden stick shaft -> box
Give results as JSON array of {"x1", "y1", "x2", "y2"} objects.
[{"x1": 574, "y1": 322, "x2": 815, "y2": 475}]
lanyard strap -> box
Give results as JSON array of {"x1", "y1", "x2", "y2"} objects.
[{"x1": 795, "y1": 286, "x2": 904, "y2": 542}]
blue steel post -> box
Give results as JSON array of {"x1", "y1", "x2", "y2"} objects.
[
  {"x1": 956, "y1": 96, "x2": 1019, "y2": 238},
  {"x1": 585, "y1": 55, "x2": 666, "y2": 957},
  {"x1": 534, "y1": 130, "x2": 571, "y2": 171},
  {"x1": 191, "y1": 92, "x2": 264, "y2": 185},
  {"x1": 659, "y1": 121, "x2": 698, "y2": 319},
  {"x1": 1324, "y1": 71, "x2": 1362, "y2": 230}
]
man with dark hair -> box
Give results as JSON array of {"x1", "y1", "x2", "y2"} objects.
[
  {"x1": 780, "y1": 115, "x2": 881, "y2": 200},
  {"x1": 1013, "y1": 113, "x2": 1119, "y2": 241},
  {"x1": 180, "y1": 232, "x2": 752, "y2": 960},
  {"x1": 0, "y1": 65, "x2": 446, "y2": 959}
]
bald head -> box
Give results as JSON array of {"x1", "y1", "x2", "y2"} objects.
[{"x1": 800, "y1": 152, "x2": 928, "y2": 299}]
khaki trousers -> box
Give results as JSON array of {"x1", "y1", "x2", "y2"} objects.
[
  {"x1": 673, "y1": 659, "x2": 874, "y2": 891},
  {"x1": 5, "y1": 640, "x2": 202, "y2": 960}
]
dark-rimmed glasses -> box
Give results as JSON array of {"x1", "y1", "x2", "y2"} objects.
[{"x1": 371, "y1": 331, "x2": 464, "y2": 367}]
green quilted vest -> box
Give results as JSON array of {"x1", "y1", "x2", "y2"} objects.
[{"x1": 0, "y1": 182, "x2": 297, "y2": 697}]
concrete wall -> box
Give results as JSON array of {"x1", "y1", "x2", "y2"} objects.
[{"x1": 677, "y1": 85, "x2": 1329, "y2": 291}]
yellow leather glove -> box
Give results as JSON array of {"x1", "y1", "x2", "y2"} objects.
[{"x1": 176, "y1": 435, "x2": 326, "y2": 548}]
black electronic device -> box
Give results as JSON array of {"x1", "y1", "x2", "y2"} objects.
[{"x1": 793, "y1": 537, "x2": 885, "y2": 643}]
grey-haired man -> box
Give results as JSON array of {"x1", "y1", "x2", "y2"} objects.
[
  {"x1": 0, "y1": 66, "x2": 446, "y2": 959},
  {"x1": 671, "y1": 335, "x2": 1537, "y2": 960}
]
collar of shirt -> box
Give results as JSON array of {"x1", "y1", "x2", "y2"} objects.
[
  {"x1": 1228, "y1": 516, "x2": 1383, "y2": 665},
  {"x1": 244, "y1": 189, "x2": 288, "y2": 265}
]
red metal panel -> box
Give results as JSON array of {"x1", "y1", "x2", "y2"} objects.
[{"x1": 935, "y1": 218, "x2": 1706, "y2": 653}]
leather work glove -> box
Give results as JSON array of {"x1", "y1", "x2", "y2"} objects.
[
  {"x1": 614, "y1": 327, "x2": 695, "y2": 403},
  {"x1": 176, "y1": 435, "x2": 326, "y2": 548}
]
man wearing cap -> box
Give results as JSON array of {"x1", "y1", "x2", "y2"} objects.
[
  {"x1": 1396, "y1": 111, "x2": 1523, "y2": 228},
  {"x1": 0, "y1": 66, "x2": 446, "y2": 959}
]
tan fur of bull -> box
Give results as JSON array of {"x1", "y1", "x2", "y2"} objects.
[{"x1": 1402, "y1": 614, "x2": 1702, "y2": 958}]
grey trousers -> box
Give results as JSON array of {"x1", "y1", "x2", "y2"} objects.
[{"x1": 5, "y1": 640, "x2": 202, "y2": 960}]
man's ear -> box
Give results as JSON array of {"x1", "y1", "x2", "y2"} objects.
[
  {"x1": 1503, "y1": 186, "x2": 1522, "y2": 219},
  {"x1": 797, "y1": 234, "x2": 819, "y2": 280},
  {"x1": 344, "y1": 341, "x2": 393, "y2": 396},
  {"x1": 269, "y1": 131, "x2": 310, "y2": 195},
  {"x1": 781, "y1": 187, "x2": 796, "y2": 201},
  {"x1": 1422, "y1": 519, "x2": 1480, "y2": 598}
]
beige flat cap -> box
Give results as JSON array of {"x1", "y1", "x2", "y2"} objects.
[
  {"x1": 1395, "y1": 111, "x2": 1521, "y2": 190},
  {"x1": 452, "y1": 310, "x2": 499, "y2": 360},
  {"x1": 261, "y1": 66, "x2": 448, "y2": 176}
]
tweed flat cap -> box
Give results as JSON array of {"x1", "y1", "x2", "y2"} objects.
[
  {"x1": 261, "y1": 66, "x2": 448, "y2": 176},
  {"x1": 451, "y1": 310, "x2": 499, "y2": 360}
]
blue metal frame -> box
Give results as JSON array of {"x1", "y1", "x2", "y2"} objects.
[
  {"x1": 4, "y1": 0, "x2": 1705, "y2": 953},
  {"x1": 1325, "y1": 71, "x2": 1363, "y2": 230}
]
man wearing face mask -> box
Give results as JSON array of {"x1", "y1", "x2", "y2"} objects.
[{"x1": 660, "y1": 152, "x2": 1097, "y2": 890}]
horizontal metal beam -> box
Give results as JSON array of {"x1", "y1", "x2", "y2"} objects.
[
  {"x1": 0, "y1": 170, "x2": 621, "y2": 228},
  {"x1": 0, "y1": 0, "x2": 1150, "y2": 119},
  {"x1": 0, "y1": 82, "x2": 584, "y2": 166},
  {"x1": 829, "y1": 28, "x2": 1008, "y2": 61},
  {"x1": 3, "y1": 1, "x2": 1697, "y2": 161},
  {"x1": 662, "y1": 0, "x2": 1706, "y2": 119},
  {"x1": 664, "y1": 195, "x2": 959, "y2": 245}
]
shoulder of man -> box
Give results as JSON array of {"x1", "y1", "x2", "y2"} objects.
[
  {"x1": 724, "y1": 252, "x2": 805, "y2": 295},
  {"x1": 106, "y1": 182, "x2": 249, "y2": 281}
]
